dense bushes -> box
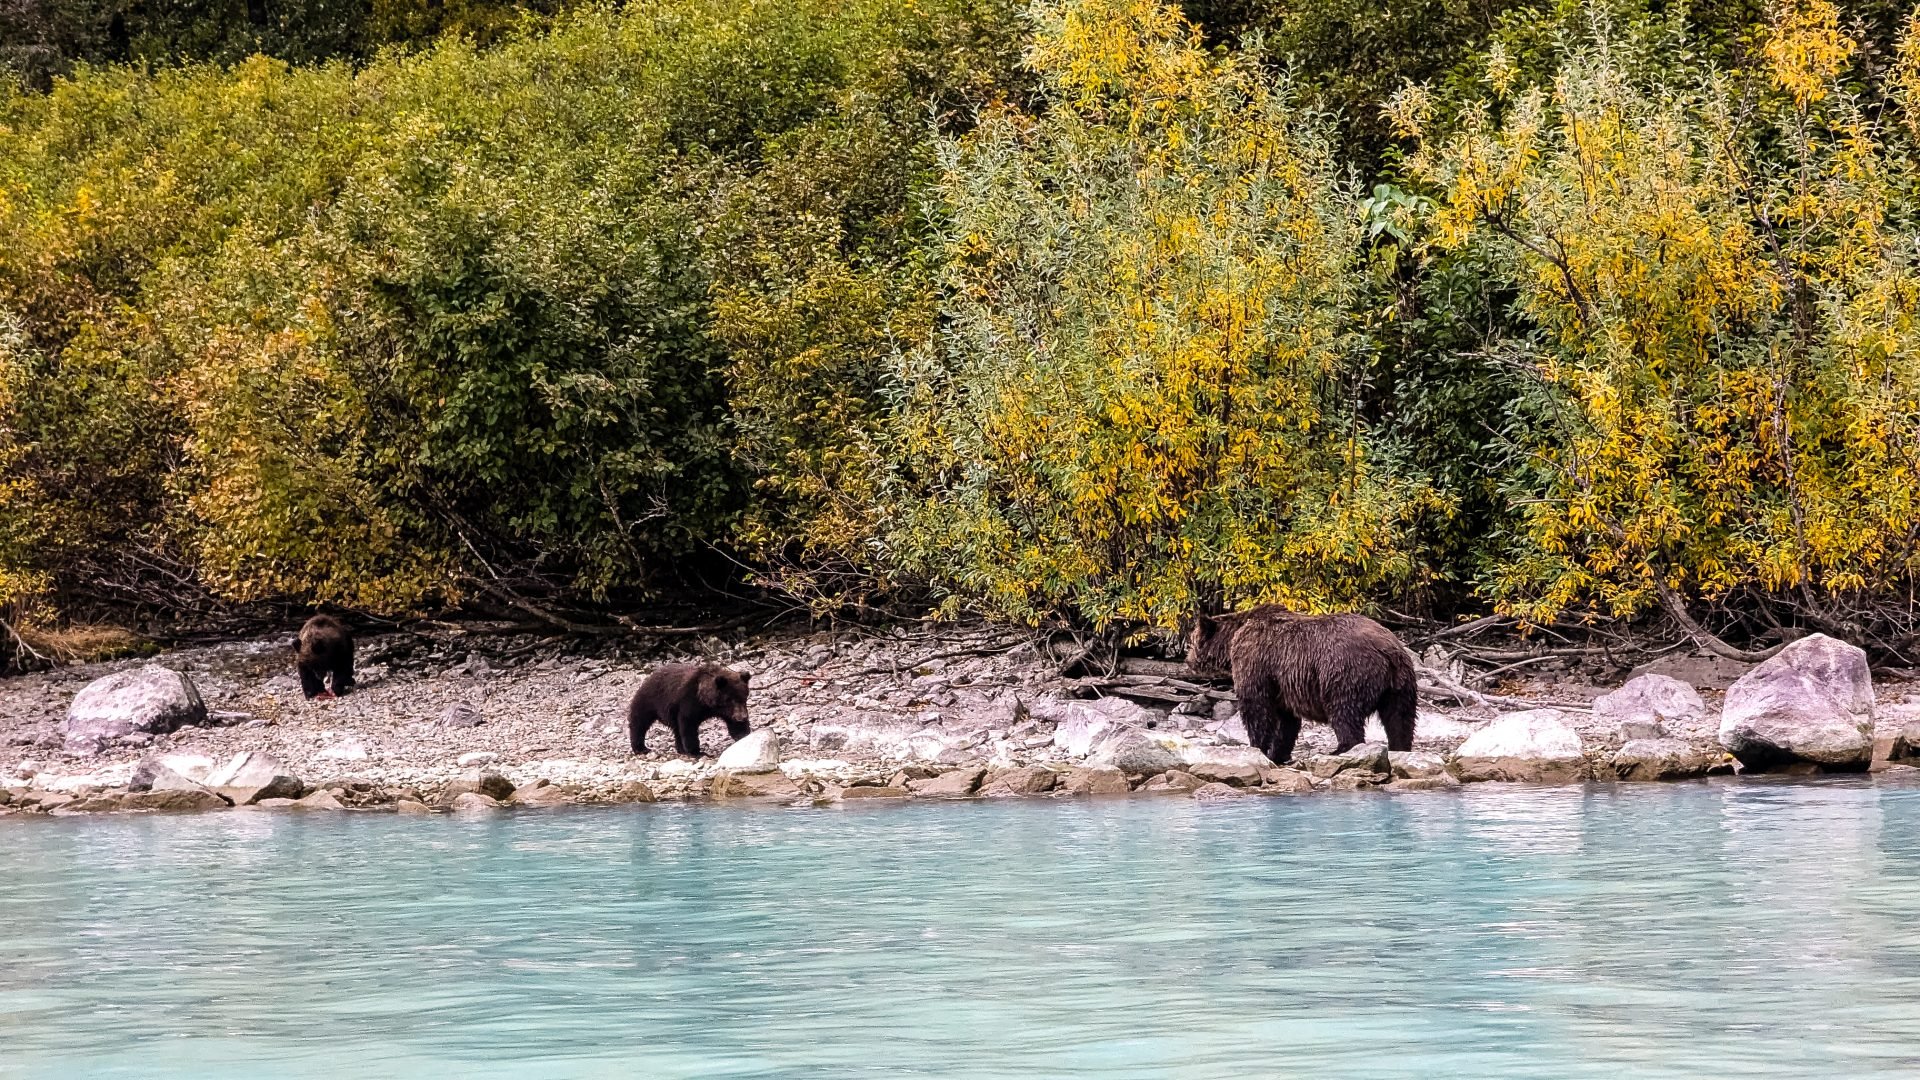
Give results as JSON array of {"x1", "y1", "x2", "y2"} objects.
[{"x1": 4, "y1": 0, "x2": 1920, "y2": 655}]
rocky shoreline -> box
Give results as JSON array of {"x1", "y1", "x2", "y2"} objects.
[{"x1": 4, "y1": 622, "x2": 1919, "y2": 817}]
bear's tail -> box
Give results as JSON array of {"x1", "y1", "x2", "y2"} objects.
[{"x1": 1379, "y1": 652, "x2": 1418, "y2": 753}]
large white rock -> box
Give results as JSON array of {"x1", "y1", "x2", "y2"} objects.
[
  {"x1": 1453, "y1": 709, "x2": 1586, "y2": 783},
  {"x1": 1039, "y1": 697, "x2": 1160, "y2": 757},
  {"x1": 1592, "y1": 674, "x2": 1707, "y2": 742},
  {"x1": 715, "y1": 731, "x2": 782, "y2": 773},
  {"x1": 63, "y1": 666, "x2": 208, "y2": 753},
  {"x1": 204, "y1": 751, "x2": 303, "y2": 805},
  {"x1": 1181, "y1": 744, "x2": 1274, "y2": 786},
  {"x1": 128, "y1": 753, "x2": 216, "y2": 792},
  {"x1": 1719, "y1": 634, "x2": 1874, "y2": 771}
]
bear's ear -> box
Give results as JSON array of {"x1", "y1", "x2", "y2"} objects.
[
  {"x1": 1194, "y1": 614, "x2": 1218, "y2": 639},
  {"x1": 738, "y1": 669, "x2": 750, "y2": 687}
]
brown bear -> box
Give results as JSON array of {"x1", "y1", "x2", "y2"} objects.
[
  {"x1": 295, "y1": 614, "x2": 355, "y2": 700},
  {"x1": 1187, "y1": 606, "x2": 1416, "y2": 764},
  {"x1": 627, "y1": 662, "x2": 751, "y2": 757}
]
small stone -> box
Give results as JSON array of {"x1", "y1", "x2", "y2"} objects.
[
  {"x1": 450, "y1": 791, "x2": 501, "y2": 813},
  {"x1": 439, "y1": 703, "x2": 485, "y2": 728},
  {"x1": 1060, "y1": 766, "x2": 1130, "y2": 796},
  {"x1": 395, "y1": 799, "x2": 433, "y2": 815},
  {"x1": 456, "y1": 751, "x2": 498, "y2": 767},
  {"x1": 906, "y1": 766, "x2": 986, "y2": 798},
  {"x1": 1310, "y1": 742, "x2": 1390, "y2": 779}
]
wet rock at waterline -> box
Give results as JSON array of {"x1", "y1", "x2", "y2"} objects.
[
  {"x1": 979, "y1": 765, "x2": 1058, "y2": 797},
  {"x1": 1452, "y1": 710, "x2": 1587, "y2": 783},
  {"x1": 906, "y1": 766, "x2": 986, "y2": 798},
  {"x1": 63, "y1": 666, "x2": 209, "y2": 754},
  {"x1": 128, "y1": 753, "x2": 215, "y2": 792},
  {"x1": 449, "y1": 792, "x2": 501, "y2": 813},
  {"x1": 709, "y1": 771, "x2": 802, "y2": 800},
  {"x1": 204, "y1": 751, "x2": 303, "y2": 805},
  {"x1": 1060, "y1": 766, "x2": 1130, "y2": 796},
  {"x1": 1719, "y1": 634, "x2": 1875, "y2": 772},
  {"x1": 442, "y1": 768, "x2": 515, "y2": 803},
  {"x1": 1310, "y1": 742, "x2": 1390, "y2": 779},
  {"x1": 1182, "y1": 745, "x2": 1273, "y2": 787},
  {"x1": 1610, "y1": 738, "x2": 1723, "y2": 782},
  {"x1": 1592, "y1": 674, "x2": 1707, "y2": 743}
]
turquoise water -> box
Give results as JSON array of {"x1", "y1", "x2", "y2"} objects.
[{"x1": 6, "y1": 781, "x2": 1920, "y2": 1078}]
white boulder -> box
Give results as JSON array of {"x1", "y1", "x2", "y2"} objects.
[
  {"x1": 1719, "y1": 634, "x2": 1874, "y2": 771},
  {"x1": 1453, "y1": 709, "x2": 1586, "y2": 783}
]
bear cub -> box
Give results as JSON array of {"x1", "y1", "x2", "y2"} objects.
[
  {"x1": 627, "y1": 662, "x2": 751, "y2": 757},
  {"x1": 1187, "y1": 606, "x2": 1416, "y2": 764},
  {"x1": 295, "y1": 614, "x2": 355, "y2": 700}
]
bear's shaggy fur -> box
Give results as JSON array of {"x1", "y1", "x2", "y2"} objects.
[
  {"x1": 294, "y1": 614, "x2": 355, "y2": 700},
  {"x1": 1187, "y1": 606, "x2": 1416, "y2": 763},
  {"x1": 627, "y1": 662, "x2": 752, "y2": 757}
]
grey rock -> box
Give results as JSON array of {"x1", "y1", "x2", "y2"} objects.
[
  {"x1": 439, "y1": 703, "x2": 485, "y2": 728},
  {"x1": 1719, "y1": 634, "x2": 1875, "y2": 772},
  {"x1": 1087, "y1": 730, "x2": 1184, "y2": 776},
  {"x1": 204, "y1": 751, "x2": 304, "y2": 805},
  {"x1": 63, "y1": 666, "x2": 208, "y2": 753},
  {"x1": 1310, "y1": 742, "x2": 1390, "y2": 779},
  {"x1": 835, "y1": 784, "x2": 910, "y2": 800},
  {"x1": 1328, "y1": 770, "x2": 1390, "y2": 791},
  {"x1": 292, "y1": 790, "x2": 347, "y2": 810},
  {"x1": 1387, "y1": 750, "x2": 1450, "y2": 779},
  {"x1": 395, "y1": 799, "x2": 433, "y2": 814},
  {"x1": 129, "y1": 752, "x2": 216, "y2": 792},
  {"x1": 1384, "y1": 774, "x2": 1462, "y2": 793},
  {"x1": 1630, "y1": 651, "x2": 1754, "y2": 691},
  {"x1": 1592, "y1": 674, "x2": 1706, "y2": 743},
  {"x1": 709, "y1": 771, "x2": 802, "y2": 799}
]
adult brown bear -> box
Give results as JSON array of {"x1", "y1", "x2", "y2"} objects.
[
  {"x1": 1187, "y1": 606, "x2": 1416, "y2": 764},
  {"x1": 294, "y1": 614, "x2": 354, "y2": 700},
  {"x1": 627, "y1": 662, "x2": 751, "y2": 757}
]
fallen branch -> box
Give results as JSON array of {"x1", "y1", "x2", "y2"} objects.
[{"x1": 1653, "y1": 577, "x2": 1784, "y2": 663}]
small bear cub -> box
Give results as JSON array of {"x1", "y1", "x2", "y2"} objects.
[
  {"x1": 627, "y1": 662, "x2": 750, "y2": 757},
  {"x1": 295, "y1": 614, "x2": 355, "y2": 700}
]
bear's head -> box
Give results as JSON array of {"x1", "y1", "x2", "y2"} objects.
[
  {"x1": 698, "y1": 664, "x2": 752, "y2": 740},
  {"x1": 1185, "y1": 613, "x2": 1236, "y2": 677}
]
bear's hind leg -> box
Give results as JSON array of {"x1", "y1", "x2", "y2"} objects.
[
  {"x1": 1271, "y1": 709, "x2": 1303, "y2": 765},
  {"x1": 628, "y1": 707, "x2": 658, "y2": 755},
  {"x1": 1327, "y1": 707, "x2": 1369, "y2": 754}
]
